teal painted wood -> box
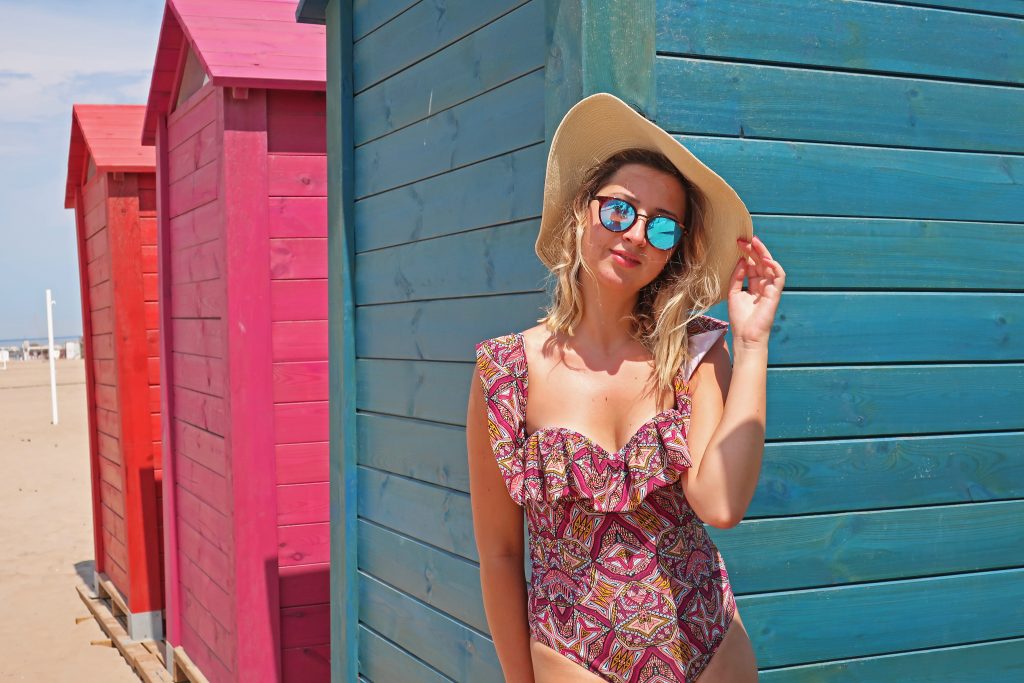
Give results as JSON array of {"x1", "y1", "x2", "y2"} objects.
[
  {"x1": 544, "y1": 0, "x2": 656, "y2": 138},
  {"x1": 358, "y1": 626, "x2": 452, "y2": 683},
  {"x1": 656, "y1": 56, "x2": 1024, "y2": 152},
  {"x1": 355, "y1": 219, "x2": 546, "y2": 304},
  {"x1": 357, "y1": 358, "x2": 1024, "y2": 437},
  {"x1": 354, "y1": 70, "x2": 544, "y2": 197},
  {"x1": 359, "y1": 572, "x2": 503, "y2": 681},
  {"x1": 356, "y1": 291, "x2": 1024, "y2": 363},
  {"x1": 710, "y1": 499, "x2": 1024, "y2": 593},
  {"x1": 676, "y1": 138, "x2": 1024, "y2": 222},
  {"x1": 353, "y1": 0, "x2": 531, "y2": 92},
  {"x1": 353, "y1": 144, "x2": 545, "y2": 252},
  {"x1": 358, "y1": 412, "x2": 471, "y2": 490},
  {"x1": 357, "y1": 466, "x2": 477, "y2": 560},
  {"x1": 324, "y1": 0, "x2": 359, "y2": 681},
  {"x1": 353, "y1": 0, "x2": 420, "y2": 40},
  {"x1": 354, "y1": 450, "x2": 1024, "y2": 589},
  {"x1": 740, "y1": 567, "x2": 1024, "y2": 667},
  {"x1": 655, "y1": 0, "x2": 1024, "y2": 84},
  {"x1": 868, "y1": 0, "x2": 1024, "y2": 19},
  {"x1": 358, "y1": 519, "x2": 488, "y2": 632},
  {"x1": 356, "y1": 403, "x2": 1024, "y2": 512},
  {"x1": 758, "y1": 638, "x2": 1024, "y2": 683},
  {"x1": 357, "y1": 216, "x2": 1024, "y2": 291},
  {"x1": 749, "y1": 432, "x2": 1024, "y2": 515},
  {"x1": 354, "y1": 0, "x2": 544, "y2": 145}
]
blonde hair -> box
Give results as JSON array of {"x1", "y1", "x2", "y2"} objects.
[{"x1": 537, "y1": 148, "x2": 722, "y2": 396}]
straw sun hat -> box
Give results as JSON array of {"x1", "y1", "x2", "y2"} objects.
[{"x1": 534, "y1": 92, "x2": 753, "y2": 305}]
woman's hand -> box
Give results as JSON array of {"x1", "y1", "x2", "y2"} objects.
[{"x1": 727, "y1": 234, "x2": 785, "y2": 349}]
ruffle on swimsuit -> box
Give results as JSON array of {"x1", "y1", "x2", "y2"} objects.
[{"x1": 478, "y1": 313, "x2": 729, "y2": 513}]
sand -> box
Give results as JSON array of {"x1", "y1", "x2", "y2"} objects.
[{"x1": 0, "y1": 358, "x2": 140, "y2": 682}]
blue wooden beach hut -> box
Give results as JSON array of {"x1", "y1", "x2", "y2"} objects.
[{"x1": 296, "y1": 1, "x2": 1024, "y2": 681}]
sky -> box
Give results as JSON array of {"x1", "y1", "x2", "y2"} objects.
[{"x1": 0, "y1": 0, "x2": 165, "y2": 341}]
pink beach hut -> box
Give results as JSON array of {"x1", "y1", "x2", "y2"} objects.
[
  {"x1": 142, "y1": 1, "x2": 329, "y2": 681},
  {"x1": 65, "y1": 104, "x2": 163, "y2": 641}
]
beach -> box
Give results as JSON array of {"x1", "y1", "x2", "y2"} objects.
[{"x1": 0, "y1": 357, "x2": 139, "y2": 682}]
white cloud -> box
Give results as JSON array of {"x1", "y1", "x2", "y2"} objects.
[{"x1": 0, "y1": 3, "x2": 162, "y2": 123}]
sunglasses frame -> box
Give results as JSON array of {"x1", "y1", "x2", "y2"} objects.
[{"x1": 590, "y1": 194, "x2": 687, "y2": 252}]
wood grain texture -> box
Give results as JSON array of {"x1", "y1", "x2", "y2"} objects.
[{"x1": 655, "y1": 0, "x2": 1024, "y2": 84}]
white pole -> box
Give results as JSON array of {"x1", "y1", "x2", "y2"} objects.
[{"x1": 46, "y1": 289, "x2": 58, "y2": 425}]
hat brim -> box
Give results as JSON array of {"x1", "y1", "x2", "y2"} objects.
[{"x1": 535, "y1": 92, "x2": 753, "y2": 305}]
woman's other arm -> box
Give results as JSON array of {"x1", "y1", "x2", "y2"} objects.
[
  {"x1": 680, "y1": 337, "x2": 767, "y2": 528},
  {"x1": 681, "y1": 235, "x2": 782, "y2": 528},
  {"x1": 466, "y1": 370, "x2": 535, "y2": 682}
]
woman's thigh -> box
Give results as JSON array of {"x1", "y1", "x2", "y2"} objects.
[
  {"x1": 695, "y1": 609, "x2": 759, "y2": 682},
  {"x1": 530, "y1": 637, "x2": 606, "y2": 683}
]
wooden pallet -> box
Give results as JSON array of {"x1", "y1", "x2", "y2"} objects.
[{"x1": 76, "y1": 584, "x2": 174, "y2": 683}]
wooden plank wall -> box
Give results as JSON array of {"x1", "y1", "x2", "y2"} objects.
[
  {"x1": 138, "y1": 172, "x2": 166, "y2": 604},
  {"x1": 266, "y1": 89, "x2": 332, "y2": 683},
  {"x1": 652, "y1": 0, "x2": 1024, "y2": 680},
  {"x1": 165, "y1": 82, "x2": 235, "y2": 682},
  {"x1": 348, "y1": 0, "x2": 550, "y2": 680},
  {"x1": 82, "y1": 171, "x2": 132, "y2": 595}
]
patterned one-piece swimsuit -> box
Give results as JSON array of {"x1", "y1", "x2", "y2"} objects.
[{"x1": 474, "y1": 314, "x2": 737, "y2": 683}]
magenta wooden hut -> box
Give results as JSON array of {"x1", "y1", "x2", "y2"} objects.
[
  {"x1": 65, "y1": 104, "x2": 164, "y2": 641},
  {"x1": 142, "y1": 1, "x2": 328, "y2": 681}
]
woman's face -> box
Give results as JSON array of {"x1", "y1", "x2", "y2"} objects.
[{"x1": 581, "y1": 163, "x2": 686, "y2": 291}]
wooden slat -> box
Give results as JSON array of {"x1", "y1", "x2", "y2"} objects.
[
  {"x1": 357, "y1": 466, "x2": 475, "y2": 561},
  {"x1": 273, "y1": 361, "x2": 329, "y2": 403},
  {"x1": 353, "y1": 0, "x2": 543, "y2": 145},
  {"x1": 359, "y1": 572, "x2": 501, "y2": 681},
  {"x1": 353, "y1": 0, "x2": 529, "y2": 92},
  {"x1": 352, "y1": 0, "x2": 419, "y2": 41},
  {"x1": 713, "y1": 500, "x2": 1024, "y2": 593},
  {"x1": 274, "y1": 400, "x2": 329, "y2": 444},
  {"x1": 278, "y1": 522, "x2": 330, "y2": 567},
  {"x1": 741, "y1": 567, "x2": 1024, "y2": 667},
  {"x1": 358, "y1": 357, "x2": 1024, "y2": 438},
  {"x1": 353, "y1": 143, "x2": 543, "y2": 252},
  {"x1": 277, "y1": 482, "x2": 329, "y2": 526},
  {"x1": 357, "y1": 625, "x2": 451, "y2": 683},
  {"x1": 281, "y1": 603, "x2": 331, "y2": 648},
  {"x1": 758, "y1": 638, "x2": 1024, "y2": 683},
  {"x1": 269, "y1": 237, "x2": 327, "y2": 279},
  {"x1": 271, "y1": 279, "x2": 328, "y2": 321},
  {"x1": 354, "y1": 70, "x2": 544, "y2": 197},
  {"x1": 276, "y1": 441, "x2": 329, "y2": 485},
  {"x1": 358, "y1": 291, "x2": 1024, "y2": 363},
  {"x1": 268, "y1": 196, "x2": 328, "y2": 238},
  {"x1": 272, "y1": 321, "x2": 328, "y2": 362},
  {"x1": 279, "y1": 562, "x2": 331, "y2": 607},
  {"x1": 358, "y1": 520, "x2": 488, "y2": 633},
  {"x1": 268, "y1": 154, "x2": 328, "y2": 197},
  {"x1": 655, "y1": 0, "x2": 1024, "y2": 85},
  {"x1": 656, "y1": 56, "x2": 1024, "y2": 152},
  {"x1": 357, "y1": 413, "x2": 468, "y2": 491}
]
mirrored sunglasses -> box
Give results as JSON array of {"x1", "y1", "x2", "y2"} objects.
[{"x1": 591, "y1": 195, "x2": 686, "y2": 251}]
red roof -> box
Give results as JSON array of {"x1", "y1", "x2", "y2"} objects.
[
  {"x1": 142, "y1": 0, "x2": 326, "y2": 144},
  {"x1": 65, "y1": 105, "x2": 155, "y2": 209}
]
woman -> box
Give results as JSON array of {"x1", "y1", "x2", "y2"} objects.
[{"x1": 466, "y1": 93, "x2": 783, "y2": 682}]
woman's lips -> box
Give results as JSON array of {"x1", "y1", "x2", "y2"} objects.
[{"x1": 611, "y1": 249, "x2": 641, "y2": 267}]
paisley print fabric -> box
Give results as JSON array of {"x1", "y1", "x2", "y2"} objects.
[{"x1": 474, "y1": 315, "x2": 737, "y2": 683}]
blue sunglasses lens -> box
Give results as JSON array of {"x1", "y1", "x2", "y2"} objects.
[
  {"x1": 647, "y1": 216, "x2": 682, "y2": 250},
  {"x1": 598, "y1": 198, "x2": 635, "y2": 231}
]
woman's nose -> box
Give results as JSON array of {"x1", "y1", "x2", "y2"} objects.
[{"x1": 624, "y1": 215, "x2": 648, "y2": 246}]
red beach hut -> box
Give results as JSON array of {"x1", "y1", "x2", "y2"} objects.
[
  {"x1": 142, "y1": 1, "x2": 328, "y2": 681},
  {"x1": 64, "y1": 104, "x2": 163, "y2": 641}
]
